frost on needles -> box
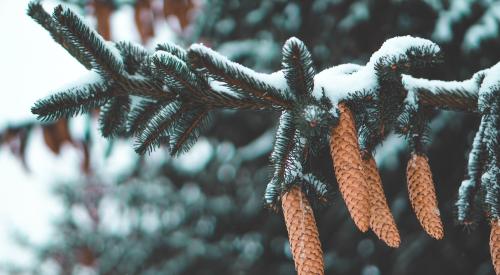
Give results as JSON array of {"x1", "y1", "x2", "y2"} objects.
[{"x1": 27, "y1": 1, "x2": 500, "y2": 268}]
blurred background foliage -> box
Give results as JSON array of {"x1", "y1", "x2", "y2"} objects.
[{"x1": 2, "y1": 0, "x2": 500, "y2": 274}]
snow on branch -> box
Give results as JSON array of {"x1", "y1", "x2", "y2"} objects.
[
  {"x1": 401, "y1": 70, "x2": 486, "y2": 112},
  {"x1": 312, "y1": 36, "x2": 441, "y2": 105},
  {"x1": 27, "y1": 4, "x2": 500, "y2": 250}
]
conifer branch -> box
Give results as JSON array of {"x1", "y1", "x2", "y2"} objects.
[
  {"x1": 27, "y1": 1, "x2": 92, "y2": 70},
  {"x1": 153, "y1": 51, "x2": 269, "y2": 110},
  {"x1": 188, "y1": 44, "x2": 293, "y2": 109},
  {"x1": 134, "y1": 101, "x2": 184, "y2": 154},
  {"x1": 168, "y1": 108, "x2": 210, "y2": 156},
  {"x1": 116, "y1": 41, "x2": 151, "y2": 75},
  {"x1": 282, "y1": 37, "x2": 315, "y2": 100},
  {"x1": 301, "y1": 173, "x2": 329, "y2": 202},
  {"x1": 31, "y1": 81, "x2": 111, "y2": 122},
  {"x1": 26, "y1": 3, "x2": 500, "y2": 271},
  {"x1": 456, "y1": 116, "x2": 488, "y2": 224},
  {"x1": 156, "y1": 42, "x2": 188, "y2": 62},
  {"x1": 99, "y1": 95, "x2": 130, "y2": 137},
  {"x1": 128, "y1": 99, "x2": 168, "y2": 135},
  {"x1": 152, "y1": 52, "x2": 205, "y2": 97},
  {"x1": 395, "y1": 104, "x2": 433, "y2": 153},
  {"x1": 402, "y1": 71, "x2": 486, "y2": 112},
  {"x1": 265, "y1": 177, "x2": 280, "y2": 207},
  {"x1": 270, "y1": 111, "x2": 302, "y2": 185},
  {"x1": 52, "y1": 5, "x2": 124, "y2": 78}
]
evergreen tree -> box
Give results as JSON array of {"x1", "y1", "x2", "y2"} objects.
[{"x1": 5, "y1": 1, "x2": 500, "y2": 274}]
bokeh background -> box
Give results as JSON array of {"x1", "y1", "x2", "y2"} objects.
[{"x1": 1, "y1": 0, "x2": 500, "y2": 274}]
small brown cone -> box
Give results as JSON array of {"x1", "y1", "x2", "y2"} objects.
[
  {"x1": 282, "y1": 186, "x2": 324, "y2": 275},
  {"x1": 491, "y1": 220, "x2": 500, "y2": 275},
  {"x1": 134, "y1": 0, "x2": 156, "y2": 43},
  {"x1": 406, "y1": 153, "x2": 444, "y2": 239},
  {"x1": 363, "y1": 155, "x2": 401, "y2": 247},
  {"x1": 330, "y1": 103, "x2": 370, "y2": 232},
  {"x1": 93, "y1": 0, "x2": 113, "y2": 40}
]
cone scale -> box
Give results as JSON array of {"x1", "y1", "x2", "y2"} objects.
[
  {"x1": 406, "y1": 153, "x2": 444, "y2": 239},
  {"x1": 329, "y1": 103, "x2": 370, "y2": 232},
  {"x1": 282, "y1": 186, "x2": 324, "y2": 275},
  {"x1": 362, "y1": 155, "x2": 401, "y2": 247},
  {"x1": 491, "y1": 220, "x2": 500, "y2": 275}
]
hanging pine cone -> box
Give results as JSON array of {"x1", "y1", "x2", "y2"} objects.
[
  {"x1": 330, "y1": 103, "x2": 370, "y2": 232},
  {"x1": 491, "y1": 220, "x2": 500, "y2": 275},
  {"x1": 406, "y1": 153, "x2": 444, "y2": 239},
  {"x1": 363, "y1": 155, "x2": 401, "y2": 247},
  {"x1": 282, "y1": 186, "x2": 324, "y2": 275}
]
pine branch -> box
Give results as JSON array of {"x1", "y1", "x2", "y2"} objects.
[
  {"x1": 481, "y1": 111, "x2": 500, "y2": 220},
  {"x1": 25, "y1": 7, "x2": 500, "y2": 271},
  {"x1": 27, "y1": 1, "x2": 92, "y2": 70},
  {"x1": 168, "y1": 108, "x2": 211, "y2": 156},
  {"x1": 456, "y1": 116, "x2": 488, "y2": 224},
  {"x1": 301, "y1": 173, "x2": 329, "y2": 201},
  {"x1": 374, "y1": 45, "x2": 442, "y2": 81},
  {"x1": 112, "y1": 42, "x2": 174, "y2": 100},
  {"x1": 395, "y1": 104, "x2": 433, "y2": 152},
  {"x1": 134, "y1": 101, "x2": 183, "y2": 154},
  {"x1": 153, "y1": 52, "x2": 265, "y2": 110},
  {"x1": 156, "y1": 42, "x2": 188, "y2": 62},
  {"x1": 270, "y1": 111, "x2": 304, "y2": 186},
  {"x1": 483, "y1": 113, "x2": 500, "y2": 163},
  {"x1": 402, "y1": 71, "x2": 486, "y2": 112},
  {"x1": 281, "y1": 37, "x2": 315, "y2": 100},
  {"x1": 128, "y1": 99, "x2": 168, "y2": 135},
  {"x1": 456, "y1": 179, "x2": 479, "y2": 225},
  {"x1": 152, "y1": 52, "x2": 204, "y2": 97},
  {"x1": 99, "y1": 95, "x2": 130, "y2": 137},
  {"x1": 188, "y1": 44, "x2": 293, "y2": 109},
  {"x1": 483, "y1": 165, "x2": 500, "y2": 220},
  {"x1": 347, "y1": 92, "x2": 380, "y2": 153},
  {"x1": 417, "y1": 88, "x2": 478, "y2": 112},
  {"x1": 116, "y1": 41, "x2": 151, "y2": 75},
  {"x1": 53, "y1": 5, "x2": 124, "y2": 77},
  {"x1": 31, "y1": 81, "x2": 111, "y2": 122},
  {"x1": 265, "y1": 177, "x2": 280, "y2": 207}
]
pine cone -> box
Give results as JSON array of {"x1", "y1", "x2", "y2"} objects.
[
  {"x1": 363, "y1": 155, "x2": 400, "y2": 247},
  {"x1": 282, "y1": 186, "x2": 324, "y2": 275},
  {"x1": 406, "y1": 153, "x2": 444, "y2": 239},
  {"x1": 491, "y1": 220, "x2": 500, "y2": 275},
  {"x1": 330, "y1": 103, "x2": 370, "y2": 232}
]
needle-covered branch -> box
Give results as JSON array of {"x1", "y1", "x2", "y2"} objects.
[{"x1": 27, "y1": 2, "x2": 500, "y2": 273}]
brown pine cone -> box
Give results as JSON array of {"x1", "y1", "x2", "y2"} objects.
[
  {"x1": 363, "y1": 155, "x2": 401, "y2": 247},
  {"x1": 406, "y1": 153, "x2": 444, "y2": 239},
  {"x1": 330, "y1": 103, "x2": 370, "y2": 232},
  {"x1": 282, "y1": 186, "x2": 324, "y2": 275},
  {"x1": 491, "y1": 220, "x2": 500, "y2": 275}
]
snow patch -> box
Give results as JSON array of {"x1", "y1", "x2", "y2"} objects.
[
  {"x1": 463, "y1": 2, "x2": 500, "y2": 51},
  {"x1": 209, "y1": 79, "x2": 241, "y2": 98},
  {"x1": 189, "y1": 43, "x2": 289, "y2": 92},
  {"x1": 401, "y1": 69, "x2": 486, "y2": 106},
  {"x1": 479, "y1": 61, "x2": 500, "y2": 96},
  {"x1": 313, "y1": 36, "x2": 439, "y2": 105},
  {"x1": 432, "y1": 0, "x2": 474, "y2": 42}
]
